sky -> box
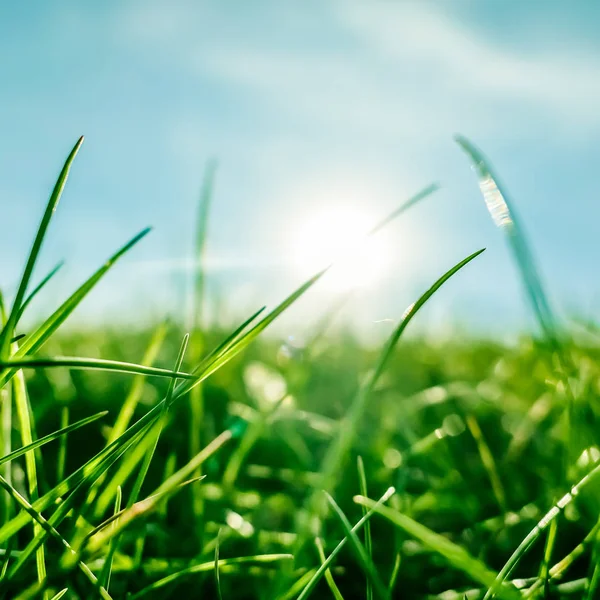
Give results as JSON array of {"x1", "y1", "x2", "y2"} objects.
[{"x1": 2, "y1": 0, "x2": 600, "y2": 342}]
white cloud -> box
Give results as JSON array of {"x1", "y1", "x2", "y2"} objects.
[{"x1": 334, "y1": 1, "x2": 600, "y2": 130}]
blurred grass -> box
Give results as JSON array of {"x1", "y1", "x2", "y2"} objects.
[{"x1": 9, "y1": 323, "x2": 600, "y2": 598}]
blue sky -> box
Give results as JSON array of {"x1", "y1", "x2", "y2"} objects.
[{"x1": 2, "y1": 1, "x2": 600, "y2": 341}]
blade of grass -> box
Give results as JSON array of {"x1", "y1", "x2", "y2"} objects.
[
  {"x1": 586, "y1": 537, "x2": 600, "y2": 600},
  {"x1": 0, "y1": 356, "x2": 197, "y2": 380},
  {"x1": 98, "y1": 485, "x2": 122, "y2": 591},
  {"x1": 480, "y1": 459, "x2": 600, "y2": 598},
  {"x1": 129, "y1": 554, "x2": 293, "y2": 600},
  {"x1": 0, "y1": 227, "x2": 152, "y2": 389},
  {"x1": 49, "y1": 590, "x2": 68, "y2": 600},
  {"x1": 109, "y1": 321, "x2": 169, "y2": 442},
  {"x1": 388, "y1": 552, "x2": 401, "y2": 594},
  {"x1": 0, "y1": 137, "x2": 83, "y2": 358},
  {"x1": 354, "y1": 496, "x2": 521, "y2": 600},
  {"x1": 297, "y1": 249, "x2": 485, "y2": 555},
  {"x1": 324, "y1": 492, "x2": 389, "y2": 600},
  {"x1": 315, "y1": 537, "x2": 345, "y2": 600},
  {"x1": 455, "y1": 136, "x2": 559, "y2": 345},
  {"x1": 465, "y1": 414, "x2": 507, "y2": 514},
  {"x1": 215, "y1": 528, "x2": 223, "y2": 600},
  {"x1": 357, "y1": 456, "x2": 373, "y2": 600},
  {"x1": 0, "y1": 410, "x2": 107, "y2": 468},
  {"x1": 278, "y1": 569, "x2": 319, "y2": 600},
  {"x1": 11, "y1": 344, "x2": 46, "y2": 594},
  {"x1": 16, "y1": 261, "x2": 64, "y2": 324},
  {"x1": 56, "y1": 406, "x2": 69, "y2": 483},
  {"x1": 537, "y1": 517, "x2": 558, "y2": 597},
  {"x1": 456, "y1": 134, "x2": 575, "y2": 485},
  {"x1": 296, "y1": 487, "x2": 395, "y2": 600}
]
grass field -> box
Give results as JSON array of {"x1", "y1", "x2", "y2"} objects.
[{"x1": 1, "y1": 137, "x2": 599, "y2": 599}]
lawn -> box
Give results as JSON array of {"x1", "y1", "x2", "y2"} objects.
[{"x1": 0, "y1": 138, "x2": 598, "y2": 599}]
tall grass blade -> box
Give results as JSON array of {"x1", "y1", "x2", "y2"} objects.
[
  {"x1": 297, "y1": 248, "x2": 485, "y2": 554},
  {"x1": 0, "y1": 137, "x2": 83, "y2": 358},
  {"x1": 315, "y1": 537, "x2": 345, "y2": 600},
  {"x1": 456, "y1": 135, "x2": 575, "y2": 479},
  {"x1": 455, "y1": 136, "x2": 558, "y2": 344}
]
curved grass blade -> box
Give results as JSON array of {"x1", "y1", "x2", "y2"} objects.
[
  {"x1": 455, "y1": 135, "x2": 558, "y2": 344},
  {"x1": 129, "y1": 554, "x2": 293, "y2": 600},
  {"x1": 0, "y1": 137, "x2": 83, "y2": 357},
  {"x1": 0, "y1": 356, "x2": 196, "y2": 380},
  {"x1": 297, "y1": 248, "x2": 485, "y2": 553},
  {"x1": 16, "y1": 261, "x2": 64, "y2": 323},
  {"x1": 296, "y1": 487, "x2": 395, "y2": 600},
  {"x1": 354, "y1": 496, "x2": 521, "y2": 600},
  {"x1": 324, "y1": 492, "x2": 389, "y2": 600},
  {"x1": 480, "y1": 460, "x2": 600, "y2": 598},
  {"x1": 456, "y1": 135, "x2": 575, "y2": 480}
]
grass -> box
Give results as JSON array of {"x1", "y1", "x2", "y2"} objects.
[{"x1": 0, "y1": 137, "x2": 599, "y2": 599}]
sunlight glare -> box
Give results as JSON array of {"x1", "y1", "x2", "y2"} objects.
[{"x1": 290, "y1": 207, "x2": 390, "y2": 291}]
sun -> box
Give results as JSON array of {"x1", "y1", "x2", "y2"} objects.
[{"x1": 289, "y1": 206, "x2": 390, "y2": 292}]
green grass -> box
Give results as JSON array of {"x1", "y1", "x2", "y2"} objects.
[{"x1": 0, "y1": 137, "x2": 599, "y2": 599}]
